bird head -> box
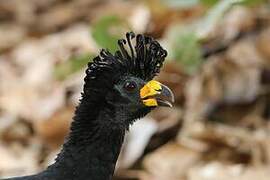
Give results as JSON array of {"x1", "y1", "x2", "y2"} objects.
[{"x1": 83, "y1": 32, "x2": 174, "y2": 127}]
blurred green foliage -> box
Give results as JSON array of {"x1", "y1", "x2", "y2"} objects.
[
  {"x1": 54, "y1": 15, "x2": 130, "y2": 80},
  {"x1": 166, "y1": 0, "x2": 265, "y2": 75},
  {"x1": 167, "y1": 0, "x2": 243, "y2": 74},
  {"x1": 54, "y1": 53, "x2": 94, "y2": 80},
  {"x1": 92, "y1": 15, "x2": 130, "y2": 53},
  {"x1": 167, "y1": 26, "x2": 202, "y2": 75},
  {"x1": 242, "y1": 0, "x2": 267, "y2": 6},
  {"x1": 201, "y1": 0, "x2": 218, "y2": 6},
  {"x1": 55, "y1": 0, "x2": 266, "y2": 79}
]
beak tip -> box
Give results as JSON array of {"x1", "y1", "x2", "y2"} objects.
[{"x1": 160, "y1": 83, "x2": 175, "y2": 105}]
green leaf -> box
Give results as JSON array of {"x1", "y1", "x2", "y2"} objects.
[
  {"x1": 92, "y1": 15, "x2": 129, "y2": 53},
  {"x1": 54, "y1": 53, "x2": 95, "y2": 80},
  {"x1": 241, "y1": 0, "x2": 267, "y2": 6},
  {"x1": 201, "y1": 0, "x2": 219, "y2": 6},
  {"x1": 167, "y1": 25, "x2": 203, "y2": 74}
]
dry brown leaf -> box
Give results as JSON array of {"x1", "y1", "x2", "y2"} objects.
[
  {"x1": 256, "y1": 27, "x2": 270, "y2": 67},
  {"x1": 35, "y1": 106, "x2": 74, "y2": 149},
  {"x1": 188, "y1": 162, "x2": 270, "y2": 180},
  {"x1": 143, "y1": 142, "x2": 201, "y2": 180}
]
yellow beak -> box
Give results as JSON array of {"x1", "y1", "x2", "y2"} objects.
[{"x1": 140, "y1": 80, "x2": 174, "y2": 107}]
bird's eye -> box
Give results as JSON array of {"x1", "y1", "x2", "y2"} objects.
[{"x1": 124, "y1": 81, "x2": 137, "y2": 92}]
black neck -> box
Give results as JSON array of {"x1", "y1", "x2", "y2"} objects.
[{"x1": 39, "y1": 94, "x2": 126, "y2": 180}]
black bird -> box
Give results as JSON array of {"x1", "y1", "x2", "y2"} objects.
[{"x1": 3, "y1": 32, "x2": 174, "y2": 180}]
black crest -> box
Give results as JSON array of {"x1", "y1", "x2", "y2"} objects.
[{"x1": 85, "y1": 32, "x2": 167, "y2": 85}]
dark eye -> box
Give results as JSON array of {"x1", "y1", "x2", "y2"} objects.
[{"x1": 124, "y1": 81, "x2": 137, "y2": 92}]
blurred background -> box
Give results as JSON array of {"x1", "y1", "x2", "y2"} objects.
[{"x1": 0, "y1": 0, "x2": 270, "y2": 179}]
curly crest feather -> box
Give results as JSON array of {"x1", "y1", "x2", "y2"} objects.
[{"x1": 84, "y1": 32, "x2": 167, "y2": 85}]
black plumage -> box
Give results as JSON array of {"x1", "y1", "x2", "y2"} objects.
[{"x1": 2, "y1": 32, "x2": 172, "y2": 180}]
